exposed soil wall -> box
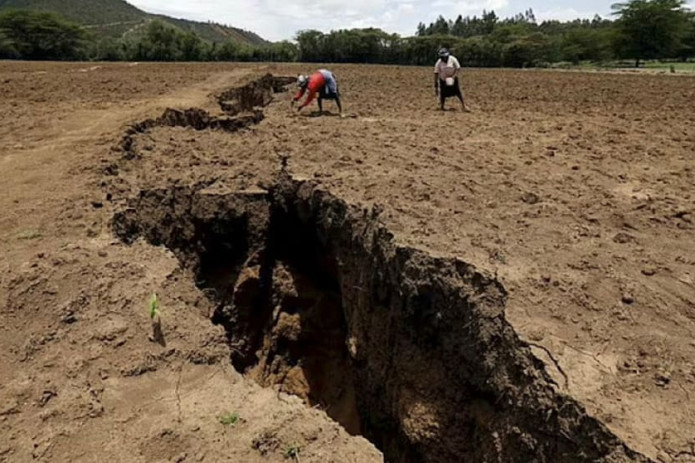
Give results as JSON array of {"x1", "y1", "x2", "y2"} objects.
[
  {"x1": 112, "y1": 171, "x2": 651, "y2": 463},
  {"x1": 115, "y1": 73, "x2": 291, "y2": 159}
]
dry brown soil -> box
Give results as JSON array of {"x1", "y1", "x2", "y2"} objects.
[{"x1": 1, "y1": 61, "x2": 694, "y2": 462}]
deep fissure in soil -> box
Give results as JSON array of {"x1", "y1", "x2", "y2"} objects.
[
  {"x1": 112, "y1": 176, "x2": 650, "y2": 463},
  {"x1": 115, "y1": 74, "x2": 293, "y2": 159}
]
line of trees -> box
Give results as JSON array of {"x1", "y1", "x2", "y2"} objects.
[
  {"x1": 296, "y1": 0, "x2": 695, "y2": 67},
  {"x1": 0, "y1": 9, "x2": 298, "y2": 62},
  {"x1": 1, "y1": 0, "x2": 694, "y2": 67}
]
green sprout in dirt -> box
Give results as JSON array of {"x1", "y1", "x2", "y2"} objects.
[
  {"x1": 17, "y1": 229, "x2": 42, "y2": 240},
  {"x1": 219, "y1": 412, "x2": 240, "y2": 427},
  {"x1": 284, "y1": 443, "x2": 301, "y2": 461},
  {"x1": 148, "y1": 293, "x2": 166, "y2": 345},
  {"x1": 148, "y1": 293, "x2": 161, "y2": 320}
]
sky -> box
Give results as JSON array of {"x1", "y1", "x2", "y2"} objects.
[{"x1": 128, "y1": 0, "x2": 695, "y2": 41}]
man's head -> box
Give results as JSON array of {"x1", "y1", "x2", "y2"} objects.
[
  {"x1": 297, "y1": 75, "x2": 308, "y2": 89},
  {"x1": 438, "y1": 48, "x2": 450, "y2": 60}
]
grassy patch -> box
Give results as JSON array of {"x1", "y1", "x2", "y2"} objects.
[
  {"x1": 219, "y1": 412, "x2": 240, "y2": 427},
  {"x1": 553, "y1": 60, "x2": 695, "y2": 73},
  {"x1": 16, "y1": 229, "x2": 42, "y2": 240},
  {"x1": 284, "y1": 443, "x2": 301, "y2": 460}
]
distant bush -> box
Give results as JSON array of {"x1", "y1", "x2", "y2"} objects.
[
  {"x1": 127, "y1": 20, "x2": 202, "y2": 61},
  {"x1": 0, "y1": 9, "x2": 86, "y2": 60},
  {"x1": 85, "y1": 37, "x2": 126, "y2": 61},
  {"x1": 0, "y1": 30, "x2": 18, "y2": 58}
]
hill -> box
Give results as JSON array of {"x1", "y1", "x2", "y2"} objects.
[{"x1": 0, "y1": 0, "x2": 267, "y2": 45}]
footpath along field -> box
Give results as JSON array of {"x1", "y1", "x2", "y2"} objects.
[{"x1": 1, "y1": 61, "x2": 694, "y2": 462}]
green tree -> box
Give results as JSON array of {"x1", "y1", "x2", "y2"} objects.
[
  {"x1": 455, "y1": 36, "x2": 503, "y2": 66},
  {"x1": 215, "y1": 40, "x2": 243, "y2": 60},
  {"x1": 131, "y1": 20, "x2": 182, "y2": 61},
  {"x1": 87, "y1": 37, "x2": 125, "y2": 61},
  {"x1": 248, "y1": 41, "x2": 298, "y2": 62},
  {"x1": 612, "y1": 0, "x2": 692, "y2": 66},
  {"x1": 179, "y1": 31, "x2": 206, "y2": 61},
  {"x1": 560, "y1": 27, "x2": 614, "y2": 63},
  {"x1": 0, "y1": 9, "x2": 85, "y2": 60},
  {"x1": 127, "y1": 20, "x2": 207, "y2": 61},
  {"x1": 272, "y1": 41, "x2": 299, "y2": 62},
  {"x1": 0, "y1": 30, "x2": 18, "y2": 58},
  {"x1": 214, "y1": 40, "x2": 256, "y2": 61},
  {"x1": 503, "y1": 32, "x2": 552, "y2": 67},
  {"x1": 429, "y1": 15, "x2": 451, "y2": 35},
  {"x1": 679, "y1": 12, "x2": 695, "y2": 59},
  {"x1": 296, "y1": 29, "x2": 326, "y2": 62},
  {"x1": 451, "y1": 15, "x2": 465, "y2": 36}
]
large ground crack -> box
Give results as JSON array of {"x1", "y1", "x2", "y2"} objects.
[
  {"x1": 112, "y1": 171, "x2": 651, "y2": 463},
  {"x1": 105, "y1": 73, "x2": 652, "y2": 463},
  {"x1": 114, "y1": 74, "x2": 293, "y2": 160}
]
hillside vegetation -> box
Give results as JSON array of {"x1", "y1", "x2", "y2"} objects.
[
  {"x1": 1, "y1": 0, "x2": 693, "y2": 67},
  {"x1": 0, "y1": 0, "x2": 266, "y2": 45}
]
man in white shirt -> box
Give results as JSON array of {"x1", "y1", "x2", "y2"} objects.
[{"x1": 434, "y1": 48, "x2": 470, "y2": 112}]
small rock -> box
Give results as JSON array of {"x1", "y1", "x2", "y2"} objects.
[
  {"x1": 656, "y1": 451, "x2": 672, "y2": 463},
  {"x1": 655, "y1": 372, "x2": 671, "y2": 387},
  {"x1": 621, "y1": 293, "x2": 635, "y2": 305},
  {"x1": 91, "y1": 201, "x2": 103, "y2": 209},
  {"x1": 641, "y1": 267, "x2": 657, "y2": 276},
  {"x1": 613, "y1": 232, "x2": 636, "y2": 244},
  {"x1": 38, "y1": 389, "x2": 57, "y2": 407},
  {"x1": 98, "y1": 250, "x2": 108, "y2": 258},
  {"x1": 521, "y1": 192, "x2": 540, "y2": 205},
  {"x1": 256, "y1": 180, "x2": 272, "y2": 191},
  {"x1": 61, "y1": 311, "x2": 77, "y2": 324}
]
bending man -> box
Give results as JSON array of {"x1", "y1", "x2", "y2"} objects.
[
  {"x1": 434, "y1": 48, "x2": 469, "y2": 112},
  {"x1": 292, "y1": 69, "x2": 343, "y2": 115}
]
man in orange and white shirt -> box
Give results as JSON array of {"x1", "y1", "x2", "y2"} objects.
[
  {"x1": 292, "y1": 69, "x2": 343, "y2": 115},
  {"x1": 434, "y1": 48, "x2": 469, "y2": 112}
]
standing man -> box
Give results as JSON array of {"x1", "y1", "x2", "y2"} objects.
[
  {"x1": 292, "y1": 69, "x2": 343, "y2": 115},
  {"x1": 434, "y1": 48, "x2": 470, "y2": 112}
]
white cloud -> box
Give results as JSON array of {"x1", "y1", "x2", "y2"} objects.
[
  {"x1": 398, "y1": 3, "x2": 415, "y2": 14},
  {"x1": 451, "y1": 0, "x2": 509, "y2": 12},
  {"x1": 430, "y1": 0, "x2": 508, "y2": 15},
  {"x1": 534, "y1": 7, "x2": 600, "y2": 22}
]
